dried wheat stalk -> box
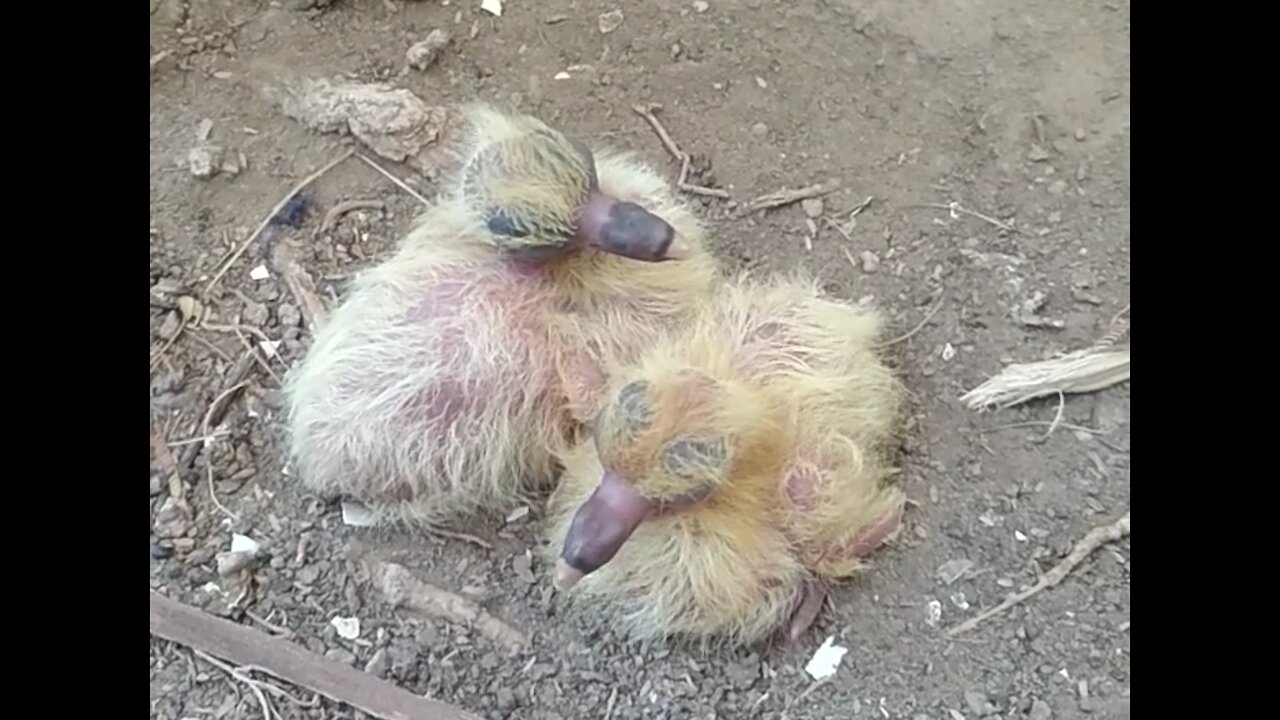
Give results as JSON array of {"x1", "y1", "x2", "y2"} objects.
[{"x1": 961, "y1": 307, "x2": 1131, "y2": 410}]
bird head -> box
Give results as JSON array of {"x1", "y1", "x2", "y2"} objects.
[
  {"x1": 552, "y1": 356, "x2": 786, "y2": 591},
  {"x1": 458, "y1": 105, "x2": 690, "y2": 264}
]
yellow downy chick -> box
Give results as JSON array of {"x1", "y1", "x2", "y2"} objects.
[
  {"x1": 283, "y1": 104, "x2": 721, "y2": 528},
  {"x1": 544, "y1": 273, "x2": 907, "y2": 646}
]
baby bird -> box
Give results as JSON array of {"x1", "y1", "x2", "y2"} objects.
[
  {"x1": 284, "y1": 104, "x2": 721, "y2": 527},
  {"x1": 543, "y1": 274, "x2": 907, "y2": 646}
]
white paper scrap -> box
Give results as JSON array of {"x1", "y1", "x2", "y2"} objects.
[
  {"x1": 330, "y1": 616, "x2": 361, "y2": 640},
  {"x1": 341, "y1": 500, "x2": 378, "y2": 527},
  {"x1": 804, "y1": 634, "x2": 848, "y2": 680},
  {"x1": 230, "y1": 533, "x2": 260, "y2": 554}
]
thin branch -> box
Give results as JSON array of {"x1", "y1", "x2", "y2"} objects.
[
  {"x1": 150, "y1": 590, "x2": 483, "y2": 720},
  {"x1": 947, "y1": 510, "x2": 1130, "y2": 636},
  {"x1": 735, "y1": 181, "x2": 841, "y2": 218},
  {"x1": 193, "y1": 649, "x2": 279, "y2": 720},
  {"x1": 631, "y1": 103, "x2": 731, "y2": 199},
  {"x1": 204, "y1": 150, "x2": 355, "y2": 296},
  {"x1": 877, "y1": 297, "x2": 944, "y2": 348},
  {"x1": 356, "y1": 153, "x2": 431, "y2": 206},
  {"x1": 904, "y1": 201, "x2": 1019, "y2": 234}
]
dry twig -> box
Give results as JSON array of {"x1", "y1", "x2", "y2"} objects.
[
  {"x1": 905, "y1": 201, "x2": 1019, "y2": 234},
  {"x1": 150, "y1": 423, "x2": 184, "y2": 500},
  {"x1": 179, "y1": 354, "x2": 256, "y2": 473},
  {"x1": 150, "y1": 50, "x2": 172, "y2": 72},
  {"x1": 201, "y1": 322, "x2": 284, "y2": 384},
  {"x1": 356, "y1": 153, "x2": 431, "y2": 206},
  {"x1": 367, "y1": 559, "x2": 528, "y2": 653},
  {"x1": 200, "y1": 379, "x2": 252, "y2": 521},
  {"x1": 151, "y1": 590, "x2": 481, "y2": 720},
  {"x1": 631, "y1": 104, "x2": 731, "y2": 199},
  {"x1": 426, "y1": 527, "x2": 493, "y2": 550},
  {"x1": 735, "y1": 181, "x2": 841, "y2": 218},
  {"x1": 877, "y1": 296, "x2": 944, "y2": 348},
  {"x1": 194, "y1": 649, "x2": 284, "y2": 720},
  {"x1": 204, "y1": 150, "x2": 355, "y2": 296},
  {"x1": 947, "y1": 510, "x2": 1130, "y2": 636},
  {"x1": 319, "y1": 199, "x2": 386, "y2": 234},
  {"x1": 267, "y1": 239, "x2": 330, "y2": 334},
  {"x1": 982, "y1": 420, "x2": 1104, "y2": 435}
]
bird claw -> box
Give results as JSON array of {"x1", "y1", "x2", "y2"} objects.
[{"x1": 786, "y1": 581, "x2": 828, "y2": 642}]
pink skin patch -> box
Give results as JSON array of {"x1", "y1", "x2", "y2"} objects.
[
  {"x1": 783, "y1": 463, "x2": 823, "y2": 510},
  {"x1": 559, "y1": 350, "x2": 606, "y2": 423},
  {"x1": 777, "y1": 465, "x2": 904, "y2": 640}
]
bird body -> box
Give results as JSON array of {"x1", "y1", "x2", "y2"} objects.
[
  {"x1": 283, "y1": 105, "x2": 720, "y2": 526},
  {"x1": 545, "y1": 274, "x2": 906, "y2": 646}
]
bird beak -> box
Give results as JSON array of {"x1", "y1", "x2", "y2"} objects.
[
  {"x1": 576, "y1": 190, "x2": 690, "y2": 262},
  {"x1": 554, "y1": 470, "x2": 653, "y2": 591}
]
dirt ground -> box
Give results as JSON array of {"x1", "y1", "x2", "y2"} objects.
[{"x1": 149, "y1": 1, "x2": 1130, "y2": 719}]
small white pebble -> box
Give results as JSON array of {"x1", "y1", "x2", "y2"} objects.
[
  {"x1": 249, "y1": 264, "x2": 271, "y2": 281},
  {"x1": 925, "y1": 599, "x2": 943, "y2": 626}
]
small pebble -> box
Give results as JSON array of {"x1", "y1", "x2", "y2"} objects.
[
  {"x1": 278, "y1": 303, "x2": 302, "y2": 329},
  {"x1": 150, "y1": 468, "x2": 166, "y2": 496},
  {"x1": 1029, "y1": 700, "x2": 1053, "y2": 720},
  {"x1": 151, "y1": 543, "x2": 175, "y2": 560},
  {"x1": 964, "y1": 690, "x2": 995, "y2": 716},
  {"x1": 936, "y1": 558, "x2": 973, "y2": 585},
  {"x1": 598, "y1": 9, "x2": 624, "y2": 34},
  {"x1": 1073, "y1": 128, "x2": 1087, "y2": 141},
  {"x1": 801, "y1": 198, "x2": 825, "y2": 218},
  {"x1": 407, "y1": 28, "x2": 450, "y2": 71},
  {"x1": 242, "y1": 300, "x2": 269, "y2": 327},
  {"x1": 512, "y1": 553, "x2": 537, "y2": 584},
  {"x1": 860, "y1": 250, "x2": 881, "y2": 273},
  {"x1": 324, "y1": 648, "x2": 357, "y2": 666},
  {"x1": 153, "y1": 496, "x2": 193, "y2": 538},
  {"x1": 1026, "y1": 144, "x2": 1051, "y2": 162},
  {"x1": 364, "y1": 647, "x2": 390, "y2": 677},
  {"x1": 693, "y1": 0, "x2": 710, "y2": 12},
  {"x1": 216, "y1": 550, "x2": 257, "y2": 577},
  {"x1": 496, "y1": 687, "x2": 517, "y2": 711},
  {"x1": 750, "y1": 122, "x2": 769, "y2": 137},
  {"x1": 188, "y1": 145, "x2": 224, "y2": 179},
  {"x1": 159, "y1": 311, "x2": 182, "y2": 339}
]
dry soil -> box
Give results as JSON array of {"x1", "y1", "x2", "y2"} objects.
[{"x1": 149, "y1": 2, "x2": 1131, "y2": 719}]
